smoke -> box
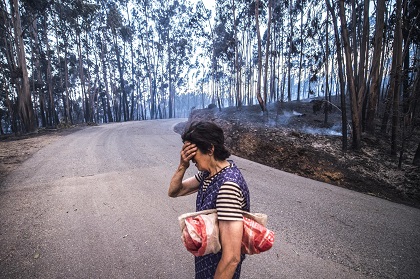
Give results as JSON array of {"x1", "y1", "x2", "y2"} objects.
[
  {"x1": 300, "y1": 124, "x2": 342, "y2": 136},
  {"x1": 275, "y1": 110, "x2": 342, "y2": 136},
  {"x1": 276, "y1": 110, "x2": 304, "y2": 125}
]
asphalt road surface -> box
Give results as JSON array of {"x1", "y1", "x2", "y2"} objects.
[{"x1": 1, "y1": 119, "x2": 419, "y2": 279}]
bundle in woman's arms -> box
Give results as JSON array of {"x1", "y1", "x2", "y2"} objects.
[
  {"x1": 178, "y1": 209, "x2": 221, "y2": 256},
  {"x1": 178, "y1": 209, "x2": 275, "y2": 256}
]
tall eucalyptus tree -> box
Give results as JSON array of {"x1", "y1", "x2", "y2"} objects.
[
  {"x1": 6, "y1": 0, "x2": 36, "y2": 132},
  {"x1": 168, "y1": 2, "x2": 194, "y2": 117},
  {"x1": 0, "y1": 1, "x2": 14, "y2": 132},
  {"x1": 255, "y1": 0, "x2": 265, "y2": 111},
  {"x1": 232, "y1": 0, "x2": 241, "y2": 107},
  {"x1": 53, "y1": 0, "x2": 76, "y2": 125},
  {"x1": 338, "y1": 0, "x2": 369, "y2": 150},
  {"x1": 107, "y1": 3, "x2": 128, "y2": 121},
  {"x1": 137, "y1": 0, "x2": 156, "y2": 119},
  {"x1": 96, "y1": 5, "x2": 114, "y2": 123},
  {"x1": 286, "y1": 0, "x2": 295, "y2": 102},
  {"x1": 42, "y1": 7, "x2": 59, "y2": 126},
  {"x1": 263, "y1": 0, "x2": 272, "y2": 107},
  {"x1": 272, "y1": 1, "x2": 287, "y2": 102},
  {"x1": 325, "y1": 0, "x2": 348, "y2": 151},
  {"x1": 366, "y1": 0, "x2": 385, "y2": 133},
  {"x1": 295, "y1": 0, "x2": 307, "y2": 102},
  {"x1": 389, "y1": 0, "x2": 403, "y2": 155}
]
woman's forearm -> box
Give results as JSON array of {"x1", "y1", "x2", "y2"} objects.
[
  {"x1": 168, "y1": 165, "x2": 187, "y2": 197},
  {"x1": 215, "y1": 220, "x2": 243, "y2": 278},
  {"x1": 214, "y1": 255, "x2": 240, "y2": 279}
]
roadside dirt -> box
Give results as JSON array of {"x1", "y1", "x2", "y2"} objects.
[
  {"x1": 0, "y1": 127, "x2": 83, "y2": 185},
  {"x1": 176, "y1": 100, "x2": 420, "y2": 209}
]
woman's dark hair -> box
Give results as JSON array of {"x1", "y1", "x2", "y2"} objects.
[{"x1": 182, "y1": 121, "x2": 231, "y2": 160}]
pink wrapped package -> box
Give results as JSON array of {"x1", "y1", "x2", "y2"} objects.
[
  {"x1": 178, "y1": 210, "x2": 221, "y2": 256},
  {"x1": 241, "y1": 217, "x2": 275, "y2": 254},
  {"x1": 178, "y1": 209, "x2": 275, "y2": 256}
]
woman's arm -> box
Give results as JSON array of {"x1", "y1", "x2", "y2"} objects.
[
  {"x1": 168, "y1": 142, "x2": 199, "y2": 197},
  {"x1": 168, "y1": 170, "x2": 200, "y2": 197},
  {"x1": 214, "y1": 220, "x2": 243, "y2": 279}
]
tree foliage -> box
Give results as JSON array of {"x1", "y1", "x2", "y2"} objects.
[{"x1": 0, "y1": 0, "x2": 419, "y2": 162}]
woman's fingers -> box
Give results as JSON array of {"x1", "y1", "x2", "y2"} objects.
[
  {"x1": 181, "y1": 142, "x2": 197, "y2": 164},
  {"x1": 184, "y1": 144, "x2": 197, "y2": 159}
]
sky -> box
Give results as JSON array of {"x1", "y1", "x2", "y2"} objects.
[{"x1": 196, "y1": 0, "x2": 215, "y2": 10}]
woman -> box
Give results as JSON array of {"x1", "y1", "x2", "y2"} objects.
[{"x1": 168, "y1": 121, "x2": 250, "y2": 279}]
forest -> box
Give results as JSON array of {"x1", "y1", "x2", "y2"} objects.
[{"x1": 0, "y1": 0, "x2": 419, "y2": 158}]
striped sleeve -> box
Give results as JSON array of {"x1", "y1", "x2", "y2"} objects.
[
  {"x1": 195, "y1": 171, "x2": 204, "y2": 183},
  {"x1": 216, "y1": 182, "x2": 245, "y2": 221}
]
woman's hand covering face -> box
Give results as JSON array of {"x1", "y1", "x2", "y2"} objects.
[{"x1": 180, "y1": 141, "x2": 197, "y2": 168}]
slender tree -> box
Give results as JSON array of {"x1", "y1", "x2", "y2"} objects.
[
  {"x1": 390, "y1": 0, "x2": 403, "y2": 155},
  {"x1": 263, "y1": 0, "x2": 272, "y2": 108},
  {"x1": 366, "y1": 0, "x2": 386, "y2": 134},
  {"x1": 338, "y1": 0, "x2": 365, "y2": 149},
  {"x1": 326, "y1": 0, "x2": 348, "y2": 151},
  {"x1": 255, "y1": 0, "x2": 265, "y2": 111},
  {"x1": 232, "y1": 0, "x2": 241, "y2": 108},
  {"x1": 11, "y1": 0, "x2": 36, "y2": 132}
]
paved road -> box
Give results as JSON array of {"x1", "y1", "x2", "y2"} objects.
[{"x1": 1, "y1": 120, "x2": 419, "y2": 279}]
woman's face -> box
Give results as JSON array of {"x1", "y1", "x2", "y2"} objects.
[{"x1": 192, "y1": 148, "x2": 210, "y2": 171}]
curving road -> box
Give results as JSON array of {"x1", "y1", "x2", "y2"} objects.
[{"x1": 1, "y1": 119, "x2": 419, "y2": 279}]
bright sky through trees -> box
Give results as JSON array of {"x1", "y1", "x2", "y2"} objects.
[{"x1": 201, "y1": 0, "x2": 215, "y2": 10}]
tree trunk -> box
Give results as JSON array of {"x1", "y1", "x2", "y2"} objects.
[
  {"x1": 408, "y1": 58, "x2": 420, "y2": 134},
  {"x1": 64, "y1": 43, "x2": 72, "y2": 124},
  {"x1": 357, "y1": 0, "x2": 370, "y2": 133},
  {"x1": 324, "y1": 11, "x2": 330, "y2": 125},
  {"x1": 30, "y1": 17, "x2": 46, "y2": 128},
  {"x1": 255, "y1": 0, "x2": 265, "y2": 111},
  {"x1": 379, "y1": 4, "x2": 390, "y2": 102},
  {"x1": 85, "y1": 32, "x2": 94, "y2": 123},
  {"x1": 287, "y1": 0, "x2": 293, "y2": 102},
  {"x1": 338, "y1": 0, "x2": 362, "y2": 149},
  {"x1": 326, "y1": 0, "x2": 348, "y2": 151},
  {"x1": 381, "y1": 88, "x2": 393, "y2": 133},
  {"x1": 3, "y1": 28, "x2": 19, "y2": 133},
  {"x1": 366, "y1": 0, "x2": 385, "y2": 133},
  {"x1": 56, "y1": 4, "x2": 71, "y2": 124},
  {"x1": 232, "y1": 0, "x2": 241, "y2": 108},
  {"x1": 114, "y1": 35, "x2": 127, "y2": 122},
  {"x1": 11, "y1": 0, "x2": 36, "y2": 133},
  {"x1": 271, "y1": 27, "x2": 277, "y2": 103},
  {"x1": 357, "y1": 0, "x2": 370, "y2": 101},
  {"x1": 351, "y1": 0, "x2": 358, "y2": 87},
  {"x1": 391, "y1": 0, "x2": 403, "y2": 155},
  {"x1": 168, "y1": 34, "x2": 173, "y2": 118},
  {"x1": 263, "y1": 0, "x2": 272, "y2": 108},
  {"x1": 297, "y1": 3, "x2": 304, "y2": 101},
  {"x1": 123, "y1": 44, "x2": 130, "y2": 121},
  {"x1": 280, "y1": 24, "x2": 285, "y2": 102},
  {"x1": 77, "y1": 29, "x2": 88, "y2": 123},
  {"x1": 141, "y1": 3, "x2": 155, "y2": 120},
  {"x1": 43, "y1": 11, "x2": 56, "y2": 127},
  {"x1": 99, "y1": 34, "x2": 113, "y2": 123}
]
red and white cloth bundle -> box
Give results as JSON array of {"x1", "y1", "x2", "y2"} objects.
[
  {"x1": 241, "y1": 216, "x2": 275, "y2": 254},
  {"x1": 178, "y1": 210, "x2": 221, "y2": 256},
  {"x1": 178, "y1": 209, "x2": 275, "y2": 256}
]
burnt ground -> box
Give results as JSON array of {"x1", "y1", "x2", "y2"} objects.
[
  {"x1": 175, "y1": 99, "x2": 420, "y2": 209},
  {"x1": 1, "y1": 100, "x2": 419, "y2": 209}
]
